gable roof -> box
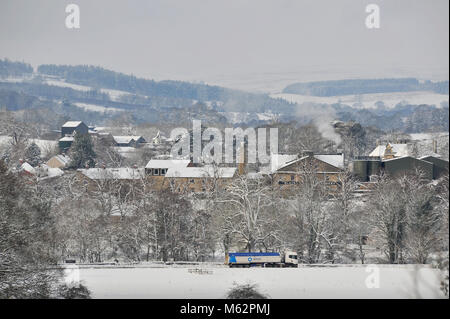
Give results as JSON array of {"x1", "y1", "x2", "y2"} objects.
[
  {"x1": 52, "y1": 154, "x2": 71, "y2": 165},
  {"x1": 314, "y1": 154, "x2": 345, "y2": 169},
  {"x1": 20, "y1": 162, "x2": 36, "y2": 174},
  {"x1": 269, "y1": 153, "x2": 344, "y2": 173},
  {"x1": 270, "y1": 154, "x2": 298, "y2": 172},
  {"x1": 62, "y1": 121, "x2": 83, "y2": 128},
  {"x1": 382, "y1": 155, "x2": 421, "y2": 163},
  {"x1": 419, "y1": 155, "x2": 446, "y2": 161},
  {"x1": 59, "y1": 136, "x2": 74, "y2": 142},
  {"x1": 165, "y1": 166, "x2": 236, "y2": 178},
  {"x1": 113, "y1": 136, "x2": 144, "y2": 144},
  {"x1": 275, "y1": 154, "x2": 344, "y2": 172},
  {"x1": 78, "y1": 168, "x2": 145, "y2": 180},
  {"x1": 145, "y1": 159, "x2": 190, "y2": 169}
]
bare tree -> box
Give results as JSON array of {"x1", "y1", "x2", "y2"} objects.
[
  {"x1": 217, "y1": 174, "x2": 279, "y2": 253},
  {"x1": 288, "y1": 160, "x2": 335, "y2": 263},
  {"x1": 368, "y1": 173, "x2": 408, "y2": 264},
  {"x1": 403, "y1": 172, "x2": 443, "y2": 264}
]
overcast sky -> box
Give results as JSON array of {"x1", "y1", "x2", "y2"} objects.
[{"x1": 0, "y1": 0, "x2": 448, "y2": 89}]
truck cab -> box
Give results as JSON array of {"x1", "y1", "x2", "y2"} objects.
[{"x1": 282, "y1": 251, "x2": 298, "y2": 267}]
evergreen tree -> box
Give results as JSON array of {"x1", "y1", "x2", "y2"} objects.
[
  {"x1": 0, "y1": 160, "x2": 61, "y2": 298},
  {"x1": 69, "y1": 133, "x2": 96, "y2": 168},
  {"x1": 24, "y1": 142, "x2": 41, "y2": 167}
]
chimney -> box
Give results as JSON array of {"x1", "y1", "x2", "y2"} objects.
[
  {"x1": 237, "y1": 142, "x2": 246, "y2": 175},
  {"x1": 302, "y1": 150, "x2": 314, "y2": 158},
  {"x1": 432, "y1": 140, "x2": 438, "y2": 154}
]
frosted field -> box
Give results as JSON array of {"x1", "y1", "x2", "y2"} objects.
[
  {"x1": 76, "y1": 265, "x2": 446, "y2": 299},
  {"x1": 271, "y1": 91, "x2": 449, "y2": 109},
  {"x1": 74, "y1": 102, "x2": 124, "y2": 113}
]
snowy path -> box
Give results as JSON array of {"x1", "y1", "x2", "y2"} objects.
[{"x1": 77, "y1": 265, "x2": 445, "y2": 299}]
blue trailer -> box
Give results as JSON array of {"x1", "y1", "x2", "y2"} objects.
[{"x1": 227, "y1": 251, "x2": 298, "y2": 268}]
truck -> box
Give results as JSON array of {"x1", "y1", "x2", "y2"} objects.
[{"x1": 226, "y1": 251, "x2": 298, "y2": 268}]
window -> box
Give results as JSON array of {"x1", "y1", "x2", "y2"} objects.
[
  {"x1": 289, "y1": 255, "x2": 298, "y2": 259},
  {"x1": 161, "y1": 168, "x2": 167, "y2": 175},
  {"x1": 189, "y1": 179, "x2": 195, "y2": 184},
  {"x1": 290, "y1": 175, "x2": 295, "y2": 181},
  {"x1": 153, "y1": 169, "x2": 160, "y2": 176}
]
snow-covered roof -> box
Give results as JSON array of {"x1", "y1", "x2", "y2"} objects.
[
  {"x1": 78, "y1": 168, "x2": 145, "y2": 180},
  {"x1": 20, "y1": 162, "x2": 36, "y2": 174},
  {"x1": 165, "y1": 166, "x2": 236, "y2": 178},
  {"x1": 382, "y1": 155, "x2": 416, "y2": 162},
  {"x1": 271, "y1": 153, "x2": 344, "y2": 172},
  {"x1": 314, "y1": 154, "x2": 345, "y2": 169},
  {"x1": 369, "y1": 144, "x2": 410, "y2": 158},
  {"x1": 419, "y1": 154, "x2": 443, "y2": 160},
  {"x1": 52, "y1": 154, "x2": 71, "y2": 165},
  {"x1": 59, "y1": 136, "x2": 74, "y2": 142},
  {"x1": 145, "y1": 159, "x2": 191, "y2": 169},
  {"x1": 270, "y1": 154, "x2": 298, "y2": 172},
  {"x1": 39, "y1": 164, "x2": 64, "y2": 179},
  {"x1": 62, "y1": 121, "x2": 83, "y2": 128},
  {"x1": 113, "y1": 136, "x2": 144, "y2": 144}
]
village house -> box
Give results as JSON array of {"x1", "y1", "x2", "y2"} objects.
[
  {"x1": 164, "y1": 166, "x2": 237, "y2": 193},
  {"x1": 145, "y1": 159, "x2": 192, "y2": 189},
  {"x1": 145, "y1": 159, "x2": 192, "y2": 176},
  {"x1": 113, "y1": 136, "x2": 146, "y2": 147},
  {"x1": 352, "y1": 155, "x2": 448, "y2": 182},
  {"x1": 75, "y1": 167, "x2": 146, "y2": 192},
  {"x1": 369, "y1": 142, "x2": 412, "y2": 160},
  {"x1": 61, "y1": 121, "x2": 89, "y2": 138},
  {"x1": 77, "y1": 167, "x2": 145, "y2": 181},
  {"x1": 59, "y1": 121, "x2": 89, "y2": 150},
  {"x1": 46, "y1": 154, "x2": 71, "y2": 169},
  {"x1": 268, "y1": 151, "x2": 345, "y2": 193}
]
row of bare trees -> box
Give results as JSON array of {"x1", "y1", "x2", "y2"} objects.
[{"x1": 32, "y1": 161, "x2": 449, "y2": 265}]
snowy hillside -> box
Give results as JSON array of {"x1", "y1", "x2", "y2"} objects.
[{"x1": 271, "y1": 91, "x2": 449, "y2": 109}]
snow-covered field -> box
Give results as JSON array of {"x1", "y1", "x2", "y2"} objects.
[
  {"x1": 271, "y1": 91, "x2": 449, "y2": 109},
  {"x1": 77, "y1": 265, "x2": 445, "y2": 299},
  {"x1": 73, "y1": 102, "x2": 124, "y2": 113},
  {"x1": 45, "y1": 79, "x2": 92, "y2": 92},
  {"x1": 219, "y1": 112, "x2": 278, "y2": 124}
]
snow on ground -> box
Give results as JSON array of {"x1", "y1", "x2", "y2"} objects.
[
  {"x1": 0, "y1": 136, "x2": 57, "y2": 157},
  {"x1": 45, "y1": 79, "x2": 92, "y2": 92},
  {"x1": 409, "y1": 132, "x2": 449, "y2": 141},
  {"x1": 256, "y1": 112, "x2": 277, "y2": 121},
  {"x1": 44, "y1": 79, "x2": 133, "y2": 101},
  {"x1": 99, "y1": 88, "x2": 134, "y2": 101},
  {"x1": 219, "y1": 112, "x2": 277, "y2": 124},
  {"x1": 77, "y1": 265, "x2": 445, "y2": 299},
  {"x1": 113, "y1": 146, "x2": 138, "y2": 159},
  {"x1": 271, "y1": 91, "x2": 449, "y2": 109},
  {"x1": 0, "y1": 77, "x2": 29, "y2": 83},
  {"x1": 74, "y1": 102, "x2": 124, "y2": 113}
]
